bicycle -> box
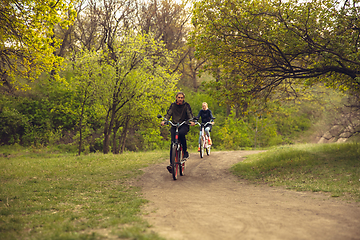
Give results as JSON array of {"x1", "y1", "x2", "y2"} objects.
[
  {"x1": 195, "y1": 118, "x2": 215, "y2": 158},
  {"x1": 158, "y1": 114, "x2": 188, "y2": 180}
]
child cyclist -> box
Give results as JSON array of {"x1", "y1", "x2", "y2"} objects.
[{"x1": 195, "y1": 102, "x2": 215, "y2": 152}]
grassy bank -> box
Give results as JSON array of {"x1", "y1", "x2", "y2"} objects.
[
  {"x1": 0, "y1": 145, "x2": 167, "y2": 240},
  {"x1": 231, "y1": 142, "x2": 360, "y2": 202}
]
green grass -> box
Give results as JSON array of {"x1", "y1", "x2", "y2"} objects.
[
  {"x1": 231, "y1": 142, "x2": 360, "y2": 201},
  {"x1": 0, "y1": 145, "x2": 167, "y2": 240},
  {"x1": 2, "y1": 143, "x2": 360, "y2": 239}
]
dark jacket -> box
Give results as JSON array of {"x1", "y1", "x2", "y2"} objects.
[
  {"x1": 196, "y1": 109, "x2": 214, "y2": 123},
  {"x1": 164, "y1": 101, "x2": 194, "y2": 124}
]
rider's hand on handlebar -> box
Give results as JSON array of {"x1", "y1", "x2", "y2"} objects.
[
  {"x1": 190, "y1": 121, "x2": 196, "y2": 126},
  {"x1": 161, "y1": 121, "x2": 166, "y2": 126}
]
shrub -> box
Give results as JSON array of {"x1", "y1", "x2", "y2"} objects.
[{"x1": 0, "y1": 107, "x2": 28, "y2": 145}]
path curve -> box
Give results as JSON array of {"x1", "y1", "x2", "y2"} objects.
[{"x1": 135, "y1": 151, "x2": 360, "y2": 240}]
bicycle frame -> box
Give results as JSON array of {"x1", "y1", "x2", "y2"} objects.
[
  {"x1": 197, "y1": 121, "x2": 213, "y2": 158},
  {"x1": 171, "y1": 121, "x2": 186, "y2": 180},
  {"x1": 158, "y1": 115, "x2": 187, "y2": 180}
]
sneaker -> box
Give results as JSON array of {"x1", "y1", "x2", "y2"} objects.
[
  {"x1": 167, "y1": 165, "x2": 172, "y2": 173},
  {"x1": 208, "y1": 138, "x2": 212, "y2": 145},
  {"x1": 198, "y1": 147, "x2": 201, "y2": 152},
  {"x1": 183, "y1": 151, "x2": 189, "y2": 159}
]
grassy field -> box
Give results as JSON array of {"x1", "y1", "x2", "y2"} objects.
[
  {"x1": 1, "y1": 142, "x2": 359, "y2": 239},
  {"x1": 231, "y1": 142, "x2": 360, "y2": 201},
  {"x1": 0, "y1": 145, "x2": 168, "y2": 240}
]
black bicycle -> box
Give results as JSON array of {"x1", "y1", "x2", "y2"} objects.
[{"x1": 158, "y1": 114, "x2": 187, "y2": 180}]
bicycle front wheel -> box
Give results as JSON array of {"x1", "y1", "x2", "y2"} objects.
[
  {"x1": 179, "y1": 147, "x2": 185, "y2": 176},
  {"x1": 200, "y1": 138, "x2": 204, "y2": 158},
  {"x1": 171, "y1": 144, "x2": 179, "y2": 180}
]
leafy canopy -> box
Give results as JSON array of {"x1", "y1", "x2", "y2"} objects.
[
  {"x1": 0, "y1": 0, "x2": 76, "y2": 90},
  {"x1": 190, "y1": 0, "x2": 360, "y2": 100}
]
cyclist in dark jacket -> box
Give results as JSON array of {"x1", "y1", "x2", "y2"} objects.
[
  {"x1": 161, "y1": 92, "x2": 195, "y2": 171},
  {"x1": 196, "y1": 102, "x2": 215, "y2": 151}
]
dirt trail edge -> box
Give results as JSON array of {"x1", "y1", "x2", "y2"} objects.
[{"x1": 134, "y1": 150, "x2": 360, "y2": 240}]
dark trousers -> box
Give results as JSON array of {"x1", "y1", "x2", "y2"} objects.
[{"x1": 169, "y1": 125, "x2": 189, "y2": 163}]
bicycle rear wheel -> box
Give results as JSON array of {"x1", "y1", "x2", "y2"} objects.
[
  {"x1": 206, "y1": 144, "x2": 211, "y2": 155},
  {"x1": 171, "y1": 144, "x2": 179, "y2": 180},
  {"x1": 179, "y1": 147, "x2": 185, "y2": 176}
]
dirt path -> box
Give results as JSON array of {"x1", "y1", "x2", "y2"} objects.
[{"x1": 134, "y1": 150, "x2": 360, "y2": 240}]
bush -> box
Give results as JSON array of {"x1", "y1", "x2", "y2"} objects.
[
  {"x1": 216, "y1": 111, "x2": 253, "y2": 149},
  {"x1": 90, "y1": 137, "x2": 103, "y2": 153},
  {"x1": 0, "y1": 106, "x2": 28, "y2": 145},
  {"x1": 249, "y1": 117, "x2": 283, "y2": 147}
]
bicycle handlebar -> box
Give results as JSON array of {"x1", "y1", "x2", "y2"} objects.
[
  {"x1": 195, "y1": 121, "x2": 213, "y2": 127},
  {"x1": 157, "y1": 114, "x2": 191, "y2": 128},
  {"x1": 165, "y1": 120, "x2": 189, "y2": 128},
  {"x1": 194, "y1": 116, "x2": 215, "y2": 127}
]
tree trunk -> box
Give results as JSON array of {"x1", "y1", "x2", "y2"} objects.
[
  {"x1": 103, "y1": 121, "x2": 110, "y2": 154},
  {"x1": 120, "y1": 129, "x2": 128, "y2": 154},
  {"x1": 191, "y1": 71, "x2": 198, "y2": 90},
  {"x1": 119, "y1": 118, "x2": 129, "y2": 154},
  {"x1": 103, "y1": 107, "x2": 115, "y2": 154},
  {"x1": 226, "y1": 105, "x2": 231, "y2": 116},
  {"x1": 78, "y1": 92, "x2": 88, "y2": 155},
  {"x1": 112, "y1": 120, "x2": 121, "y2": 154},
  {"x1": 112, "y1": 128, "x2": 118, "y2": 154},
  {"x1": 78, "y1": 116, "x2": 83, "y2": 156}
]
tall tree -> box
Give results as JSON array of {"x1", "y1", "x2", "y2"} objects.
[
  {"x1": 101, "y1": 31, "x2": 178, "y2": 154},
  {"x1": 71, "y1": 50, "x2": 111, "y2": 155},
  {"x1": 0, "y1": 0, "x2": 76, "y2": 91},
  {"x1": 137, "y1": 0, "x2": 191, "y2": 50},
  {"x1": 190, "y1": 0, "x2": 360, "y2": 101},
  {"x1": 137, "y1": 0, "x2": 206, "y2": 89}
]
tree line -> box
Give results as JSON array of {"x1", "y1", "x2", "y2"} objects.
[{"x1": 1, "y1": 0, "x2": 359, "y2": 154}]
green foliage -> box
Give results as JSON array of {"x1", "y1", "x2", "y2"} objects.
[
  {"x1": 69, "y1": 50, "x2": 113, "y2": 154},
  {"x1": 137, "y1": 128, "x2": 168, "y2": 150},
  {"x1": 89, "y1": 137, "x2": 104, "y2": 153},
  {"x1": 186, "y1": 90, "x2": 222, "y2": 116},
  {"x1": 231, "y1": 143, "x2": 360, "y2": 201},
  {"x1": 0, "y1": 105, "x2": 28, "y2": 145},
  {"x1": 248, "y1": 115, "x2": 283, "y2": 148},
  {"x1": 216, "y1": 110, "x2": 253, "y2": 149},
  {"x1": 97, "y1": 31, "x2": 179, "y2": 153},
  {"x1": 0, "y1": 77, "x2": 87, "y2": 146},
  {"x1": 1, "y1": 6, "x2": 358, "y2": 152},
  {"x1": 190, "y1": 0, "x2": 360, "y2": 108},
  {"x1": 33, "y1": 77, "x2": 82, "y2": 131},
  {"x1": 1, "y1": 0, "x2": 76, "y2": 89},
  {"x1": 0, "y1": 96, "x2": 53, "y2": 146},
  {"x1": 179, "y1": 89, "x2": 323, "y2": 151},
  {"x1": 271, "y1": 105, "x2": 312, "y2": 143},
  {"x1": 2, "y1": 78, "x2": 353, "y2": 152}
]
